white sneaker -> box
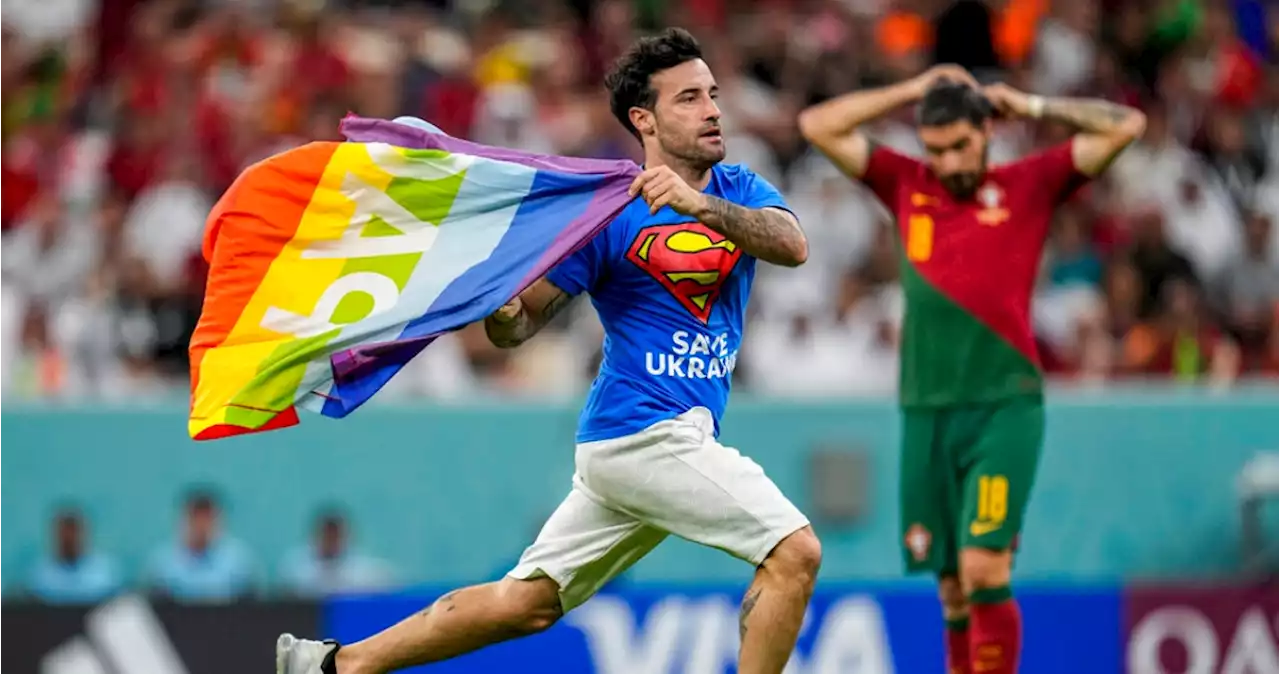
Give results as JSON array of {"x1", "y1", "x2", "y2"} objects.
[{"x1": 276, "y1": 633, "x2": 340, "y2": 674}]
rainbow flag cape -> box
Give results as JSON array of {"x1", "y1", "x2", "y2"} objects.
[{"x1": 189, "y1": 116, "x2": 639, "y2": 440}]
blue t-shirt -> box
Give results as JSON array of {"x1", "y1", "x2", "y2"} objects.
[
  {"x1": 27, "y1": 553, "x2": 123, "y2": 605},
  {"x1": 146, "y1": 537, "x2": 256, "y2": 601},
  {"x1": 547, "y1": 163, "x2": 790, "y2": 442}
]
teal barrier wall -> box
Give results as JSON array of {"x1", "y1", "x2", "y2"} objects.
[{"x1": 3, "y1": 389, "x2": 1276, "y2": 592}]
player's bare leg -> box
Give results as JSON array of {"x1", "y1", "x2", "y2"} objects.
[
  {"x1": 960, "y1": 548, "x2": 1019, "y2": 674},
  {"x1": 938, "y1": 574, "x2": 971, "y2": 674},
  {"x1": 737, "y1": 527, "x2": 822, "y2": 674},
  {"x1": 333, "y1": 577, "x2": 562, "y2": 674}
]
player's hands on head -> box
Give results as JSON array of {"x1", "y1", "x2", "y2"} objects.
[
  {"x1": 491, "y1": 296, "x2": 524, "y2": 324},
  {"x1": 910, "y1": 64, "x2": 979, "y2": 99},
  {"x1": 629, "y1": 165, "x2": 705, "y2": 216},
  {"x1": 982, "y1": 83, "x2": 1032, "y2": 119}
]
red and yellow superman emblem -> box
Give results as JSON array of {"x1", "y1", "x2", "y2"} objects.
[{"x1": 626, "y1": 222, "x2": 742, "y2": 323}]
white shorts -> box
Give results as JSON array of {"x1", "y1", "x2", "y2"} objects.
[{"x1": 508, "y1": 407, "x2": 810, "y2": 611}]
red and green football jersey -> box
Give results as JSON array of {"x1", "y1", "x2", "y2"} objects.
[{"x1": 861, "y1": 142, "x2": 1089, "y2": 407}]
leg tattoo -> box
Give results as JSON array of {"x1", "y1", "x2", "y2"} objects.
[{"x1": 740, "y1": 588, "x2": 763, "y2": 640}]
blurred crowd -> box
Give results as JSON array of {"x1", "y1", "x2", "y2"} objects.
[
  {"x1": 2, "y1": 0, "x2": 1276, "y2": 401},
  {"x1": 20, "y1": 491, "x2": 398, "y2": 603}
]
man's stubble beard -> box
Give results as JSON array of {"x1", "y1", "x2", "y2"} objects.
[{"x1": 656, "y1": 126, "x2": 724, "y2": 172}]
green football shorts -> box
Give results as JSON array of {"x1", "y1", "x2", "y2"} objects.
[{"x1": 899, "y1": 395, "x2": 1045, "y2": 575}]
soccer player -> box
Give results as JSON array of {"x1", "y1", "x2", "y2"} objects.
[
  {"x1": 798, "y1": 66, "x2": 1145, "y2": 674},
  {"x1": 277, "y1": 28, "x2": 821, "y2": 674}
]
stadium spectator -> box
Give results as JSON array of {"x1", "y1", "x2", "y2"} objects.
[
  {"x1": 1032, "y1": 0, "x2": 1099, "y2": 97},
  {"x1": 1046, "y1": 207, "x2": 1104, "y2": 289},
  {"x1": 1119, "y1": 278, "x2": 1239, "y2": 382},
  {"x1": 1196, "y1": 106, "x2": 1269, "y2": 216},
  {"x1": 1187, "y1": 2, "x2": 1263, "y2": 110},
  {"x1": 278, "y1": 508, "x2": 397, "y2": 598},
  {"x1": 25, "y1": 506, "x2": 122, "y2": 604},
  {"x1": 1216, "y1": 213, "x2": 1279, "y2": 372},
  {"x1": 144, "y1": 488, "x2": 257, "y2": 602},
  {"x1": 1125, "y1": 209, "x2": 1201, "y2": 319},
  {"x1": 1035, "y1": 207, "x2": 1109, "y2": 378}
]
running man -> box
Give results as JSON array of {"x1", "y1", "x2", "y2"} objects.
[
  {"x1": 798, "y1": 65, "x2": 1144, "y2": 674},
  {"x1": 277, "y1": 27, "x2": 821, "y2": 674}
]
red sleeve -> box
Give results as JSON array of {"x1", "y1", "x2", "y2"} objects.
[
  {"x1": 1017, "y1": 141, "x2": 1091, "y2": 205},
  {"x1": 861, "y1": 144, "x2": 923, "y2": 209}
]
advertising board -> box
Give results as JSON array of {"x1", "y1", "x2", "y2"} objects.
[{"x1": 326, "y1": 584, "x2": 1121, "y2": 674}]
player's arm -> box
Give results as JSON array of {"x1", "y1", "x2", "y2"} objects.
[
  {"x1": 484, "y1": 278, "x2": 574, "y2": 349},
  {"x1": 629, "y1": 166, "x2": 809, "y2": 267},
  {"x1": 798, "y1": 64, "x2": 978, "y2": 178},
  {"x1": 691, "y1": 199, "x2": 808, "y2": 267},
  {"x1": 983, "y1": 84, "x2": 1147, "y2": 177}
]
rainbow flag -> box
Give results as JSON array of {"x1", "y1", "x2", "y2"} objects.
[{"x1": 189, "y1": 116, "x2": 639, "y2": 440}]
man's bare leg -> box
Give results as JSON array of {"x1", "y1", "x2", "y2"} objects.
[
  {"x1": 334, "y1": 576, "x2": 563, "y2": 674},
  {"x1": 737, "y1": 527, "x2": 823, "y2": 674}
]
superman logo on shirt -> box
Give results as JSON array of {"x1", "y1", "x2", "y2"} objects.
[{"x1": 625, "y1": 222, "x2": 742, "y2": 323}]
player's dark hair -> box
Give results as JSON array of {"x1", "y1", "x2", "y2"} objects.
[
  {"x1": 605, "y1": 27, "x2": 705, "y2": 140},
  {"x1": 918, "y1": 79, "x2": 993, "y2": 128}
]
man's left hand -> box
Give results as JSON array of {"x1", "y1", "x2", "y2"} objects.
[
  {"x1": 629, "y1": 166, "x2": 706, "y2": 216},
  {"x1": 983, "y1": 83, "x2": 1033, "y2": 118}
]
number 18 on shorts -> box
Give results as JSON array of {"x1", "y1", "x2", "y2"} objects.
[{"x1": 898, "y1": 398, "x2": 1045, "y2": 574}]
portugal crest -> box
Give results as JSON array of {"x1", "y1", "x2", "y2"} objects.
[
  {"x1": 976, "y1": 183, "x2": 1009, "y2": 226},
  {"x1": 905, "y1": 523, "x2": 932, "y2": 562}
]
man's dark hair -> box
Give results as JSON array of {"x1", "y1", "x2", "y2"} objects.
[
  {"x1": 605, "y1": 27, "x2": 705, "y2": 140},
  {"x1": 183, "y1": 487, "x2": 221, "y2": 513},
  {"x1": 53, "y1": 505, "x2": 83, "y2": 528},
  {"x1": 314, "y1": 504, "x2": 347, "y2": 530},
  {"x1": 918, "y1": 79, "x2": 993, "y2": 128}
]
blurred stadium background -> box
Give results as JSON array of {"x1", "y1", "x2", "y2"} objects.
[{"x1": 1, "y1": 0, "x2": 1277, "y2": 671}]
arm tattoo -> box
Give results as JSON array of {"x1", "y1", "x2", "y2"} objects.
[
  {"x1": 1041, "y1": 98, "x2": 1135, "y2": 134},
  {"x1": 696, "y1": 196, "x2": 807, "y2": 267},
  {"x1": 1042, "y1": 97, "x2": 1144, "y2": 175},
  {"x1": 485, "y1": 290, "x2": 572, "y2": 348}
]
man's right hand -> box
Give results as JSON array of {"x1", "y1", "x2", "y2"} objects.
[
  {"x1": 490, "y1": 297, "x2": 524, "y2": 324},
  {"x1": 484, "y1": 279, "x2": 570, "y2": 349},
  {"x1": 909, "y1": 64, "x2": 979, "y2": 99}
]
